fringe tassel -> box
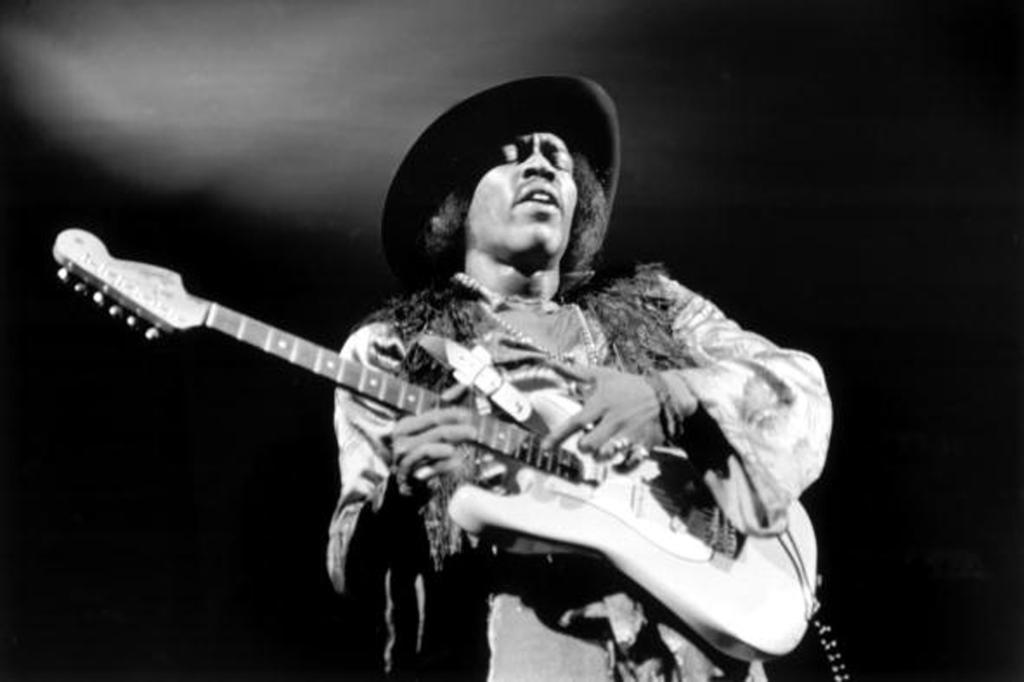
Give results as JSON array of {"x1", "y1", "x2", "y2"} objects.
[{"x1": 423, "y1": 475, "x2": 464, "y2": 570}]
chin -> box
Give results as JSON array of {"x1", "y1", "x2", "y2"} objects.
[
  {"x1": 502, "y1": 240, "x2": 563, "y2": 274},
  {"x1": 511, "y1": 233, "x2": 560, "y2": 257}
]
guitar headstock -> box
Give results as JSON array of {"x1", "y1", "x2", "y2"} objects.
[{"x1": 53, "y1": 228, "x2": 210, "y2": 339}]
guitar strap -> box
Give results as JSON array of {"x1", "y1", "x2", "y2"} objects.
[{"x1": 416, "y1": 334, "x2": 540, "y2": 429}]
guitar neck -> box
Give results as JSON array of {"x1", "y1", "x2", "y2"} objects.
[
  {"x1": 203, "y1": 303, "x2": 582, "y2": 481},
  {"x1": 206, "y1": 302, "x2": 442, "y2": 414}
]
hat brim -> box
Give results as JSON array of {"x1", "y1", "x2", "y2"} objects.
[{"x1": 381, "y1": 76, "x2": 620, "y2": 289}]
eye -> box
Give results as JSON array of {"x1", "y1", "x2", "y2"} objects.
[
  {"x1": 515, "y1": 138, "x2": 534, "y2": 161},
  {"x1": 541, "y1": 141, "x2": 573, "y2": 172},
  {"x1": 552, "y1": 149, "x2": 573, "y2": 172}
]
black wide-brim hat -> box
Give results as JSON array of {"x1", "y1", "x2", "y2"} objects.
[{"x1": 381, "y1": 76, "x2": 620, "y2": 289}]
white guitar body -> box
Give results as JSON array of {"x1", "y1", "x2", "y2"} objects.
[{"x1": 448, "y1": 390, "x2": 818, "y2": 662}]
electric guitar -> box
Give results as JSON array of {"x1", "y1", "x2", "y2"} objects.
[{"x1": 52, "y1": 228, "x2": 819, "y2": 662}]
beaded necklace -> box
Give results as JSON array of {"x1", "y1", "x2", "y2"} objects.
[{"x1": 452, "y1": 272, "x2": 602, "y2": 366}]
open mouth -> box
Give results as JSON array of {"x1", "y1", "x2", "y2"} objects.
[{"x1": 516, "y1": 188, "x2": 560, "y2": 209}]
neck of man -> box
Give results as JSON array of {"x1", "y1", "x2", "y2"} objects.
[{"x1": 463, "y1": 250, "x2": 560, "y2": 301}]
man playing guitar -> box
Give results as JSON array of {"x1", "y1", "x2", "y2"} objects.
[{"x1": 327, "y1": 76, "x2": 832, "y2": 681}]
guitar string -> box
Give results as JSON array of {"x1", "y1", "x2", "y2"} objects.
[
  {"x1": 215, "y1": 299, "x2": 689, "y2": 517},
  {"x1": 220, "y1": 285, "x2": 690, "y2": 524}
]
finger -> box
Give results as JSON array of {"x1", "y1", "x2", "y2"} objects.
[
  {"x1": 548, "y1": 362, "x2": 606, "y2": 392},
  {"x1": 411, "y1": 442, "x2": 471, "y2": 481},
  {"x1": 394, "y1": 442, "x2": 459, "y2": 481},
  {"x1": 411, "y1": 465, "x2": 437, "y2": 482},
  {"x1": 440, "y1": 383, "x2": 470, "y2": 403},
  {"x1": 392, "y1": 407, "x2": 474, "y2": 437},
  {"x1": 394, "y1": 424, "x2": 478, "y2": 464},
  {"x1": 577, "y1": 417, "x2": 624, "y2": 454},
  {"x1": 429, "y1": 454, "x2": 473, "y2": 477},
  {"x1": 548, "y1": 360, "x2": 594, "y2": 383},
  {"x1": 541, "y1": 403, "x2": 605, "y2": 450}
]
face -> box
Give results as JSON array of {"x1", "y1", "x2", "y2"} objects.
[{"x1": 464, "y1": 132, "x2": 578, "y2": 271}]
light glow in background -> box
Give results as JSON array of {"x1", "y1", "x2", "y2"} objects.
[{"x1": 2, "y1": 1, "x2": 638, "y2": 227}]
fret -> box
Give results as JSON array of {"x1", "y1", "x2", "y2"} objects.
[
  {"x1": 560, "y1": 451, "x2": 581, "y2": 481},
  {"x1": 532, "y1": 444, "x2": 544, "y2": 471},
  {"x1": 530, "y1": 442, "x2": 543, "y2": 469},
  {"x1": 553, "y1": 451, "x2": 566, "y2": 476},
  {"x1": 205, "y1": 303, "x2": 271, "y2": 355},
  {"x1": 339, "y1": 359, "x2": 362, "y2": 388},
  {"x1": 513, "y1": 436, "x2": 527, "y2": 465},
  {"x1": 479, "y1": 416, "x2": 496, "y2": 451},
  {"x1": 292, "y1": 339, "x2": 319, "y2": 371},
  {"x1": 420, "y1": 391, "x2": 441, "y2": 412},
  {"x1": 380, "y1": 374, "x2": 403, "y2": 409},
  {"x1": 206, "y1": 303, "x2": 240, "y2": 336},
  {"x1": 556, "y1": 449, "x2": 571, "y2": 479},
  {"x1": 507, "y1": 428, "x2": 527, "y2": 460},
  {"x1": 396, "y1": 380, "x2": 409, "y2": 412},
  {"x1": 496, "y1": 425, "x2": 513, "y2": 457},
  {"x1": 360, "y1": 368, "x2": 387, "y2": 402},
  {"x1": 538, "y1": 447, "x2": 553, "y2": 473},
  {"x1": 373, "y1": 374, "x2": 390, "y2": 404},
  {"x1": 469, "y1": 412, "x2": 485, "y2": 447},
  {"x1": 520, "y1": 436, "x2": 538, "y2": 468},
  {"x1": 311, "y1": 346, "x2": 325, "y2": 374},
  {"x1": 534, "y1": 441, "x2": 547, "y2": 469},
  {"x1": 266, "y1": 328, "x2": 297, "y2": 360},
  {"x1": 550, "y1": 450, "x2": 563, "y2": 475},
  {"x1": 401, "y1": 385, "x2": 424, "y2": 414},
  {"x1": 549, "y1": 450, "x2": 561, "y2": 473},
  {"x1": 319, "y1": 353, "x2": 342, "y2": 380},
  {"x1": 492, "y1": 421, "x2": 512, "y2": 456},
  {"x1": 243, "y1": 318, "x2": 273, "y2": 351}
]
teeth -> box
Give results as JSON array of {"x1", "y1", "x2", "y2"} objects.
[{"x1": 524, "y1": 191, "x2": 555, "y2": 205}]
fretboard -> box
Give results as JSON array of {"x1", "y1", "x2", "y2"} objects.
[{"x1": 204, "y1": 302, "x2": 582, "y2": 481}]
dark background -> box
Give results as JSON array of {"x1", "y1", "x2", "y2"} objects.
[{"x1": 1, "y1": 1, "x2": 1020, "y2": 679}]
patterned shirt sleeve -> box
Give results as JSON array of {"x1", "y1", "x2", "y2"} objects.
[
  {"x1": 654, "y1": 275, "x2": 832, "y2": 535},
  {"x1": 326, "y1": 322, "x2": 405, "y2": 594}
]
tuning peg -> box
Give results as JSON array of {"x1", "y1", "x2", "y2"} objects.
[
  {"x1": 92, "y1": 291, "x2": 105, "y2": 306},
  {"x1": 144, "y1": 327, "x2": 161, "y2": 341},
  {"x1": 108, "y1": 305, "x2": 122, "y2": 318},
  {"x1": 57, "y1": 267, "x2": 70, "y2": 282},
  {"x1": 126, "y1": 315, "x2": 138, "y2": 328},
  {"x1": 73, "y1": 282, "x2": 88, "y2": 295}
]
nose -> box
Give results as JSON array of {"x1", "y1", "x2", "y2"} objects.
[
  {"x1": 520, "y1": 137, "x2": 556, "y2": 182},
  {"x1": 522, "y1": 161, "x2": 555, "y2": 182}
]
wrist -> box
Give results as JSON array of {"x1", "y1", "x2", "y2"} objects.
[{"x1": 645, "y1": 371, "x2": 697, "y2": 442}]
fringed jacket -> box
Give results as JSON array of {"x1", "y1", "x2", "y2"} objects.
[{"x1": 326, "y1": 267, "x2": 832, "y2": 680}]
